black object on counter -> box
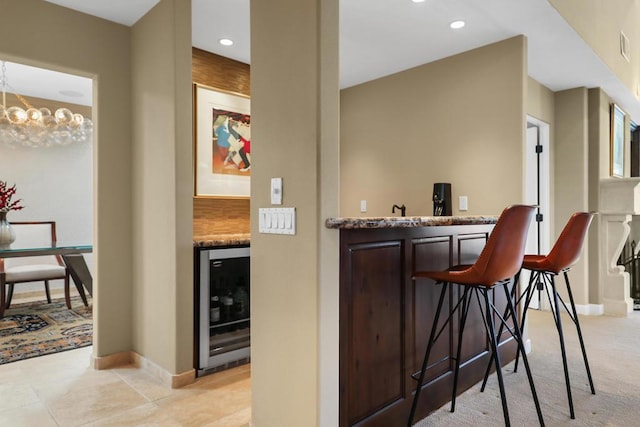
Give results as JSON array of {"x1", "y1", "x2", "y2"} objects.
[
  {"x1": 433, "y1": 183, "x2": 452, "y2": 216},
  {"x1": 392, "y1": 204, "x2": 406, "y2": 217}
]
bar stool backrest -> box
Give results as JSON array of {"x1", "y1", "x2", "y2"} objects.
[
  {"x1": 470, "y1": 205, "x2": 536, "y2": 286},
  {"x1": 544, "y1": 212, "x2": 594, "y2": 273}
]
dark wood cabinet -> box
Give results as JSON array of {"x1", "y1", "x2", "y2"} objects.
[{"x1": 339, "y1": 224, "x2": 517, "y2": 426}]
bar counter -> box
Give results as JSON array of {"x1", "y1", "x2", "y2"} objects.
[
  {"x1": 325, "y1": 214, "x2": 497, "y2": 229},
  {"x1": 327, "y1": 215, "x2": 518, "y2": 427}
]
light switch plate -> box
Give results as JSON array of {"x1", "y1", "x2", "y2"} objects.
[
  {"x1": 459, "y1": 196, "x2": 468, "y2": 211},
  {"x1": 259, "y1": 207, "x2": 296, "y2": 235},
  {"x1": 271, "y1": 177, "x2": 283, "y2": 205},
  {"x1": 360, "y1": 200, "x2": 367, "y2": 212}
]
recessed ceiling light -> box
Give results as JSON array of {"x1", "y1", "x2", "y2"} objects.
[
  {"x1": 411, "y1": 0, "x2": 426, "y2": 3},
  {"x1": 450, "y1": 20, "x2": 465, "y2": 29},
  {"x1": 219, "y1": 38, "x2": 234, "y2": 46}
]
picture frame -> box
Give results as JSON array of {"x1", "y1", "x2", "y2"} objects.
[
  {"x1": 610, "y1": 103, "x2": 625, "y2": 178},
  {"x1": 194, "y1": 84, "x2": 251, "y2": 198}
]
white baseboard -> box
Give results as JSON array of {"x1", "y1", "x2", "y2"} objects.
[{"x1": 574, "y1": 304, "x2": 604, "y2": 316}]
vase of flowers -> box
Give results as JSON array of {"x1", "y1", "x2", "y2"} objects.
[{"x1": 0, "y1": 180, "x2": 24, "y2": 248}]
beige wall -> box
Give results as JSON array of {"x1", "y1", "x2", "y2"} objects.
[
  {"x1": 131, "y1": 0, "x2": 193, "y2": 374},
  {"x1": 588, "y1": 89, "x2": 614, "y2": 182},
  {"x1": 340, "y1": 36, "x2": 527, "y2": 217},
  {"x1": 0, "y1": 0, "x2": 134, "y2": 356},
  {"x1": 528, "y1": 77, "x2": 555, "y2": 125},
  {"x1": 549, "y1": 0, "x2": 640, "y2": 103},
  {"x1": 250, "y1": 0, "x2": 340, "y2": 425},
  {"x1": 588, "y1": 88, "x2": 612, "y2": 304},
  {"x1": 555, "y1": 88, "x2": 590, "y2": 304}
]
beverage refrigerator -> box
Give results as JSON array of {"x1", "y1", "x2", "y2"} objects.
[{"x1": 195, "y1": 246, "x2": 250, "y2": 376}]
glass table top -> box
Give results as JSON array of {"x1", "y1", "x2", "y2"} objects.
[{"x1": 0, "y1": 243, "x2": 92, "y2": 258}]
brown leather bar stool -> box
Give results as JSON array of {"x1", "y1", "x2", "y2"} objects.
[
  {"x1": 408, "y1": 205, "x2": 544, "y2": 427},
  {"x1": 492, "y1": 212, "x2": 596, "y2": 420}
]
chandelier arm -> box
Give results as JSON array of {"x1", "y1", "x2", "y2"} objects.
[{"x1": 14, "y1": 93, "x2": 33, "y2": 110}]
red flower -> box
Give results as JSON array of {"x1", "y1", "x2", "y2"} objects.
[{"x1": 0, "y1": 180, "x2": 24, "y2": 212}]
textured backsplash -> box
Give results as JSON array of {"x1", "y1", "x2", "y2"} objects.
[{"x1": 193, "y1": 197, "x2": 250, "y2": 236}]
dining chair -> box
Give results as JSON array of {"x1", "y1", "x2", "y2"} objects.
[
  {"x1": 408, "y1": 205, "x2": 544, "y2": 427},
  {"x1": 0, "y1": 221, "x2": 70, "y2": 318}
]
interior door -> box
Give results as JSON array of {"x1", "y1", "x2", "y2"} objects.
[{"x1": 524, "y1": 118, "x2": 551, "y2": 310}]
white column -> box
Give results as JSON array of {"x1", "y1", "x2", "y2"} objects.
[{"x1": 599, "y1": 178, "x2": 640, "y2": 316}]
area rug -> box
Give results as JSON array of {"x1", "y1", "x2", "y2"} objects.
[{"x1": 0, "y1": 296, "x2": 92, "y2": 364}]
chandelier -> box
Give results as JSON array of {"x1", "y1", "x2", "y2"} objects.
[{"x1": 0, "y1": 61, "x2": 93, "y2": 148}]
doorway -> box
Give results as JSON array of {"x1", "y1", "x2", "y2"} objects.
[
  {"x1": 0, "y1": 59, "x2": 94, "y2": 362},
  {"x1": 523, "y1": 116, "x2": 551, "y2": 310}
]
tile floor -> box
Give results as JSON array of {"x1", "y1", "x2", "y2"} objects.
[{"x1": 0, "y1": 346, "x2": 251, "y2": 426}]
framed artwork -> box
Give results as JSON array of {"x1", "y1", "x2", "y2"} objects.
[
  {"x1": 610, "y1": 103, "x2": 625, "y2": 178},
  {"x1": 194, "y1": 84, "x2": 251, "y2": 197}
]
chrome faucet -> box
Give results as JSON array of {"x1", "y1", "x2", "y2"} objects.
[{"x1": 392, "y1": 204, "x2": 406, "y2": 217}]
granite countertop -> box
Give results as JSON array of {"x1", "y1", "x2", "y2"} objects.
[
  {"x1": 193, "y1": 233, "x2": 251, "y2": 247},
  {"x1": 325, "y1": 215, "x2": 498, "y2": 229}
]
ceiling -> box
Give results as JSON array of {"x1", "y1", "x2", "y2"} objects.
[{"x1": 5, "y1": 0, "x2": 638, "y2": 122}]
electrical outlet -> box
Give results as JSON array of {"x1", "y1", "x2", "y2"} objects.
[{"x1": 360, "y1": 200, "x2": 367, "y2": 212}]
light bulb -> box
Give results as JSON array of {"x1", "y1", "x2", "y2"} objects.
[
  {"x1": 54, "y1": 108, "x2": 73, "y2": 124},
  {"x1": 71, "y1": 113, "x2": 84, "y2": 126},
  {"x1": 6, "y1": 106, "x2": 27, "y2": 124},
  {"x1": 26, "y1": 108, "x2": 42, "y2": 122}
]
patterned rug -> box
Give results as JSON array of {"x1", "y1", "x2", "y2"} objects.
[{"x1": 0, "y1": 296, "x2": 92, "y2": 364}]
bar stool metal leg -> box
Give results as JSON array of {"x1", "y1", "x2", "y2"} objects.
[
  {"x1": 502, "y1": 282, "x2": 545, "y2": 426},
  {"x1": 564, "y1": 271, "x2": 596, "y2": 395},
  {"x1": 549, "y1": 275, "x2": 575, "y2": 419},
  {"x1": 481, "y1": 272, "x2": 532, "y2": 391},
  {"x1": 481, "y1": 288, "x2": 511, "y2": 427},
  {"x1": 450, "y1": 286, "x2": 472, "y2": 412},
  {"x1": 513, "y1": 270, "x2": 538, "y2": 374},
  {"x1": 498, "y1": 268, "x2": 595, "y2": 421},
  {"x1": 474, "y1": 280, "x2": 545, "y2": 427}
]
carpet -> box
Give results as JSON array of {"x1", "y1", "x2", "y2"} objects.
[
  {"x1": 0, "y1": 296, "x2": 92, "y2": 364},
  {"x1": 415, "y1": 309, "x2": 640, "y2": 426}
]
